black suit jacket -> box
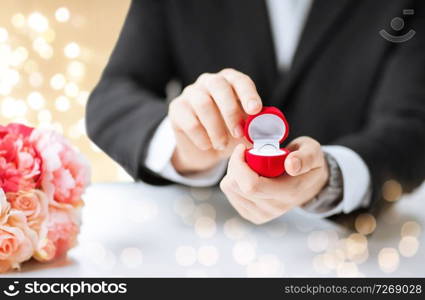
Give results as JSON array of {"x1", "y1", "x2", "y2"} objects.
[{"x1": 87, "y1": 0, "x2": 425, "y2": 208}]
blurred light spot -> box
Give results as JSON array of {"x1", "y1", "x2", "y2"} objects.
[
  {"x1": 232, "y1": 240, "x2": 256, "y2": 265},
  {"x1": 120, "y1": 247, "x2": 143, "y2": 268},
  {"x1": 50, "y1": 73, "x2": 66, "y2": 90},
  {"x1": 64, "y1": 42, "x2": 81, "y2": 59},
  {"x1": 175, "y1": 246, "x2": 197, "y2": 266},
  {"x1": 55, "y1": 96, "x2": 70, "y2": 112},
  {"x1": 1, "y1": 97, "x2": 17, "y2": 118},
  {"x1": 38, "y1": 109, "x2": 52, "y2": 123},
  {"x1": 190, "y1": 187, "x2": 213, "y2": 201},
  {"x1": 345, "y1": 233, "x2": 368, "y2": 260},
  {"x1": 197, "y1": 245, "x2": 219, "y2": 266},
  {"x1": 27, "y1": 91, "x2": 45, "y2": 110},
  {"x1": 194, "y1": 203, "x2": 216, "y2": 220},
  {"x1": 29, "y1": 72, "x2": 44, "y2": 88},
  {"x1": 0, "y1": 27, "x2": 9, "y2": 43},
  {"x1": 401, "y1": 221, "x2": 421, "y2": 238},
  {"x1": 67, "y1": 60, "x2": 86, "y2": 79},
  {"x1": 24, "y1": 60, "x2": 38, "y2": 73},
  {"x1": 11, "y1": 14, "x2": 26, "y2": 28},
  {"x1": 173, "y1": 195, "x2": 195, "y2": 218},
  {"x1": 0, "y1": 84, "x2": 11, "y2": 96},
  {"x1": 322, "y1": 250, "x2": 345, "y2": 270},
  {"x1": 351, "y1": 248, "x2": 369, "y2": 265},
  {"x1": 224, "y1": 217, "x2": 250, "y2": 240},
  {"x1": 307, "y1": 230, "x2": 329, "y2": 253},
  {"x1": 8, "y1": 69, "x2": 20, "y2": 86},
  {"x1": 355, "y1": 213, "x2": 377, "y2": 235},
  {"x1": 378, "y1": 248, "x2": 400, "y2": 273},
  {"x1": 382, "y1": 180, "x2": 402, "y2": 202},
  {"x1": 398, "y1": 236, "x2": 419, "y2": 257},
  {"x1": 28, "y1": 12, "x2": 49, "y2": 33},
  {"x1": 42, "y1": 28, "x2": 56, "y2": 43},
  {"x1": 11, "y1": 47, "x2": 29, "y2": 66},
  {"x1": 55, "y1": 7, "x2": 71, "y2": 22},
  {"x1": 194, "y1": 216, "x2": 216, "y2": 238},
  {"x1": 64, "y1": 82, "x2": 79, "y2": 97},
  {"x1": 33, "y1": 38, "x2": 53, "y2": 59},
  {"x1": 336, "y1": 262, "x2": 359, "y2": 277},
  {"x1": 183, "y1": 203, "x2": 216, "y2": 226}
]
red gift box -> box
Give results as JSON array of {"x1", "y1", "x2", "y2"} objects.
[{"x1": 244, "y1": 106, "x2": 290, "y2": 177}]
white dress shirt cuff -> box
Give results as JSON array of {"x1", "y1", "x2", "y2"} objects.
[{"x1": 145, "y1": 117, "x2": 227, "y2": 187}]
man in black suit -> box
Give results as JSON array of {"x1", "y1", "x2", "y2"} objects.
[{"x1": 87, "y1": 0, "x2": 425, "y2": 224}]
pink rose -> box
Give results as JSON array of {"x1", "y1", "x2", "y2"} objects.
[
  {"x1": 30, "y1": 129, "x2": 90, "y2": 205},
  {"x1": 34, "y1": 205, "x2": 79, "y2": 262},
  {"x1": 7, "y1": 190, "x2": 48, "y2": 234},
  {"x1": 0, "y1": 211, "x2": 36, "y2": 272},
  {"x1": 0, "y1": 124, "x2": 41, "y2": 193}
]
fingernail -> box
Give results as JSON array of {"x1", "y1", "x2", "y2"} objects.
[
  {"x1": 233, "y1": 125, "x2": 243, "y2": 138},
  {"x1": 290, "y1": 157, "x2": 301, "y2": 174},
  {"x1": 247, "y1": 99, "x2": 259, "y2": 113}
]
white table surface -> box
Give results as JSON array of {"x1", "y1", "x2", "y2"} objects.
[{"x1": 3, "y1": 182, "x2": 424, "y2": 277}]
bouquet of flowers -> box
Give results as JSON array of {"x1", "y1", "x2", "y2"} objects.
[{"x1": 0, "y1": 123, "x2": 90, "y2": 273}]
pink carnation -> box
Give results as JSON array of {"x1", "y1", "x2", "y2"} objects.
[
  {"x1": 30, "y1": 129, "x2": 90, "y2": 205},
  {"x1": 0, "y1": 124, "x2": 42, "y2": 194}
]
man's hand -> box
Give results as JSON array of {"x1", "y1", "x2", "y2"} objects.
[
  {"x1": 169, "y1": 68, "x2": 262, "y2": 174},
  {"x1": 220, "y1": 137, "x2": 329, "y2": 224}
]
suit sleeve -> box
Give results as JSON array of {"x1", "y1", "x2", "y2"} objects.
[
  {"x1": 334, "y1": 12, "x2": 425, "y2": 207},
  {"x1": 86, "y1": 0, "x2": 175, "y2": 184}
]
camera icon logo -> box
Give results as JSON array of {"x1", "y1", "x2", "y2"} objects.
[
  {"x1": 3, "y1": 281, "x2": 20, "y2": 297},
  {"x1": 379, "y1": 9, "x2": 416, "y2": 43}
]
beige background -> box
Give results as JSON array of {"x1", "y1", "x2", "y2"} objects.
[{"x1": 0, "y1": 0, "x2": 132, "y2": 182}]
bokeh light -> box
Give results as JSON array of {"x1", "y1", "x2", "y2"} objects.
[
  {"x1": 175, "y1": 246, "x2": 197, "y2": 267},
  {"x1": 382, "y1": 180, "x2": 403, "y2": 202},
  {"x1": 197, "y1": 245, "x2": 219, "y2": 266},
  {"x1": 401, "y1": 221, "x2": 421, "y2": 238},
  {"x1": 378, "y1": 248, "x2": 400, "y2": 273},
  {"x1": 0, "y1": 1, "x2": 132, "y2": 182},
  {"x1": 0, "y1": 27, "x2": 9, "y2": 43},
  {"x1": 64, "y1": 42, "x2": 80, "y2": 58},
  {"x1": 27, "y1": 12, "x2": 49, "y2": 33},
  {"x1": 354, "y1": 213, "x2": 376, "y2": 235},
  {"x1": 398, "y1": 236, "x2": 419, "y2": 257},
  {"x1": 232, "y1": 240, "x2": 256, "y2": 265},
  {"x1": 55, "y1": 7, "x2": 70, "y2": 23}
]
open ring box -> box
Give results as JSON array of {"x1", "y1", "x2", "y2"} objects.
[{"x1": 244, "y1": 106, "x2": 290, "y2": 177}]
